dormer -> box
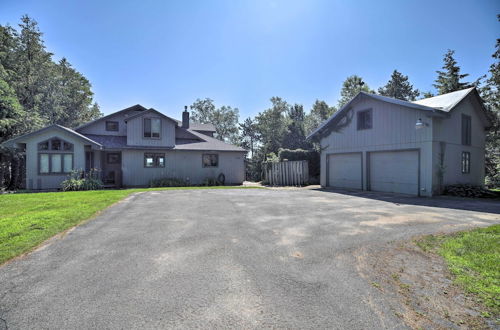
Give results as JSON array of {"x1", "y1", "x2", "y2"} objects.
[{"x1": 124, "y1": 108, "x2": 177, "y2": 147}]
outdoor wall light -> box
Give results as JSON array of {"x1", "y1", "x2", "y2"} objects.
[{"x1": 415, "y1": 118, "x2": 428, "y2": 129}]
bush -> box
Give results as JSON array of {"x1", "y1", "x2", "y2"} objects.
[
  {"x1": 202, "y1": 177, "x2": 222, "y2": 186},
  {"x1": 61, "y1": 169, "x2": 103, "y2": 191},
  {"x1": 444, "y1": 184, "x2": 499, "y2": 198},
  {"x1": 278, "y1": 148, "x2": 320, "y2": 178},
  {"x1": 149, "y1": 177, "x2": 188, "y2": 187}
]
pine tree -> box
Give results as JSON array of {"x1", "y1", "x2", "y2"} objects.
[
  {"x1": 337, "y1": 75, "x2": 373, "y2": 108},
  {"x1": 378, "y1": 70, "x2": 420, "y2": 101},
  {"x1": 481, "y1": 16, "x2": 500, "y2": 184},
  {"x1": 255, "y1": 97, "x2": 289, "y2": 155},
  {"x1": 433, "y1": 49, "x2": 471, "y2": 94}
]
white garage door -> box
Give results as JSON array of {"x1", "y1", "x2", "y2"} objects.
[
  {"x1": 369, "y1": 150, "x2": 419, "y2": 195},
  {"x1": 327, "y1": 153, "x2": 362, "y2": 189}
]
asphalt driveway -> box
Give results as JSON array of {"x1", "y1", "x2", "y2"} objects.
[{"x1": 1, "y1": 188, "x2": 499, "y2": 329}]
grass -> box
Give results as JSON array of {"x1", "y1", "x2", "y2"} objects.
[
  {"x1": 416, "y1": 225, "x2": 500, "y2": 317},
  {"x1": 0, "y1": 186, "x2": 261, "y2": 265}
]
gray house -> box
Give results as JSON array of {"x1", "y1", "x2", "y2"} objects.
[
  {"x1": 4, "y1": 105, "x2": 246, "y2": 190},
  {"x1": 307, "y1": 88, "x2": 491, "y2": 196}
]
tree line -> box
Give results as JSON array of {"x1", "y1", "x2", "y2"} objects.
[{"x1": 1, "y1": 15, "x2": 499, "y2": 186}]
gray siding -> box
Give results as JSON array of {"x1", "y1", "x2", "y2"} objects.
[
  {"x1": 121, "y1": 150, "x2": 245, "y2": 186},
  {"x1": 77, "y1": 112, "x2": 130, "y2": 136},
  {"x1": 21, "y1": 128, "x2": 87, "y2": 189},
  {"x1": 126, "y1": 114, "x2": 176, "y2": 147},
  {"x1": 432, "y1": 98, "x2": 486, "y2": 188},
  {"x1": 320, "y1": 97, "x2": 434, "y2": 196}
]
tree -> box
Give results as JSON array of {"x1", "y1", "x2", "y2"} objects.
[
  {"x1": 239, "y1": 117, "x2": 259, "y2": 158},
  {"x1": 283, "y1": 103, "x2": 310, "y2": 150},
  {"x1": 190, "y1": 98, "x2": 240, "y2": 143},
  {"x1": 421, "y1": 91, "x2": 435, "y2": 99},
  {"x1": 305, "y1": 100, "x2": 336, "y2": 134},
  {"x1": 0, "y1": 74, "x2": 25, "y2": 142},
  {"x1": 337, "y1": 75, "x2": 373, "y2": 108},
  {"x1": 433, "y1": 49, "x2": 471, "y2": 94},
  {"x1": 378, "y1": 70, "x2": 420, "y2": 101},
  {"x1": 480, "y1": 16, "x2": 500, "y2": 185},
  {"x1": 255, "y1": 97, "x2": 289, "y2": 155}
]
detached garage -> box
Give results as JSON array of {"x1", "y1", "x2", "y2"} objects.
[{"x1": 308, "y1": 88, "x2": 490, "y2": 197}]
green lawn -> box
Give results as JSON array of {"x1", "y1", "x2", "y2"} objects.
[
  {"x1": 0, "y1": 186, "x2": 261, "y2": 265},
  {"x1": 416, "y1": 225, "x2": 500, "y2": 317}
]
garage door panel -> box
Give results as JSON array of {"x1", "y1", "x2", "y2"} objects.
[
  {"x1": 369, "y1": 150, "x2": 418, "y2": 195},
  {"x1": 328, "y1": 153, "x2": 362, "y2": 189}
]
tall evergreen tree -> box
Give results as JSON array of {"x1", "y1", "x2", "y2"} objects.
[
  {"x1": 433, "y1": 49, "x2": 471, "y2": 94},
  {"x1": 378, "y1": 70, "x2": 420, "y2": 101},
  {"x1": 0, "y1": 73, "x2": 26, "y2": 142},
  {"x1": 480, "y1": 16, "x2": 500, "y2": 184},
  {"x1": 337, "y1": 75, "x2": 373, "y2": 108}
]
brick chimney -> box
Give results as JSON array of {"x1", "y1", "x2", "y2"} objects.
[{"x1": 182, "y1": 105, "x2": 189, "y2": 129}]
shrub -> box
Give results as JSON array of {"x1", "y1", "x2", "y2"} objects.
[
  {"x1": 278, "y1": 148, "x2": 320, "y2": 178},
  {"x1": 149, "y1": 177, "x2": 188, "y2": 188},
  {"x1": 61, "y1": 169, "x2": 103, "y2": 191},
  {"x1": 444, "y1": 184, "x2": 499, "y2": 198},
  {"x1": 202, "y1": 177, "x2": 221, "y2": 186}
]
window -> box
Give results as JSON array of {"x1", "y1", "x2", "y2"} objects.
[
  {"x1": 357, "y1": 109, "x2": 372, "y2": 130},
  {"x1": 462, "y1": 152, "x2": 471, "y2": 174},
  {"x1": 106, "y1": 121, "x2": 119, "y2": 131},
  {"x1": 144, "y1": 118, "x2": 161, "y2": 138},
  {"x1": 38, "y1": 153, "x2": 73, "y2": 174},
  {"x1": 202, "y1": 154, "x2": 218, "y2": 168},
  {"x1": 38, "y1": 137, "x2": 74, "y2": 174},
  {"x1": 38, "y1": 138, "x2": 73, "y2": 151},
  {"x1": 462, "y1": 114, "x2": 471, "y2": 145},
  {"x1": 107, "y1": 153, "x2": 121, "y2": 164},
  {"x1": 144, "y1": 153, "x2": 165, "y2": 168}
]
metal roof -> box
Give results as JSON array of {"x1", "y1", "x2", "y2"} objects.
[{"x1": 411, "y1": 87, "x2": 475, "y2": 112}]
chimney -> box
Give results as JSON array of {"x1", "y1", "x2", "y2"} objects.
[{"x1": 182, "y1": 105, "x2": 190, "y2": 129}]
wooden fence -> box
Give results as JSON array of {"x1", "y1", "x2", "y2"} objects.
[{"x1": 264, "y1": 160, "x2": 309, "y2": 186}]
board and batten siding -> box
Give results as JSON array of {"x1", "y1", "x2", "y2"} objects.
[
  {"x1": 21, "y1": 128, "x2": 87, "y2": 189},
  {"x1": 126, "y1": 114, "x2": 175, "y2": 147},
  {"x1": 320, "y1": 97, "x2": 434, "y2": 196},
  {"x1": 77, "y1": 112, "x2": 132, "y2": 136},
  {"x1": 431, "y1": 97, "x2": 486, "y2": 187},
  {"x1": 121, "y1": 150, "x2": 245, "y2": 186}
]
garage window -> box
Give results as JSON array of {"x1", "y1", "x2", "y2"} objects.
[
  {"x1": 357, "y1": 109, "x2": 372, "y2": 130},
  {"x1": 461, "y1": 151, "x2": 470, "y2": 174}
]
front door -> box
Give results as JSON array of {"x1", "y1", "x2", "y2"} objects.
[{"x1": 103, "y1": 152, "x2": 122, "y2": 186}]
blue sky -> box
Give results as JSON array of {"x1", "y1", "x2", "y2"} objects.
[{"x1": 0, "y1": 0, "x2": 498, "y2": 120}]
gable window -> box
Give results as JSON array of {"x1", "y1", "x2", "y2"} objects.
[
  {"x1": 38, "y1": 138, "x2": 74, "y2": 174},
  {"x1": 106, "y1": 121, "x2": 119, "y2": 131},
  {"x1": 144, "y1": 118, "x2": 161, "y2": 138},
  {"x1": 461, "y1": 151, "x2": 470, "y2": 174},
  {"x1": 202, "y1": 154, "x2": 218, "y2": 168},
  {"x1": 357, "y1": 109, "x2": 372, "y2": 130},
  {"x1": 144, "y1": 153, "x2": 165, "y2": 168},
  {"x1": 461, "y1": 114, "x2": 471, "y2": 145}
]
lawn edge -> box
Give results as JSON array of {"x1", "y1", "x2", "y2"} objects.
[{"x1": 0, "y1": 186, "x2": 264, "y2": 267}]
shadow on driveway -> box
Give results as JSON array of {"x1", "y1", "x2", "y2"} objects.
[{"x1": 312, "y1": 188, "x2": 500, "y2": 214}]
